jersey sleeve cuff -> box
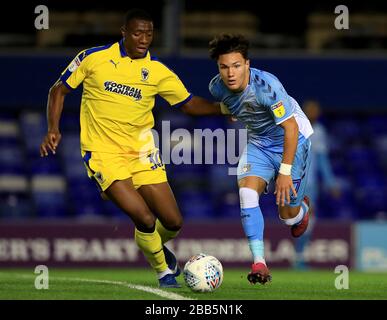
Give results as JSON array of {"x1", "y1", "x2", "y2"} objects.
[
  {"x1": 171, "y1": 93, "x2": 193, "y2": 108},
  {"x1": 276, "y1": 113, "x2": 294, "y2": 125},
  {"x1": 59, "y1": 76, "x2": 75, "y2": 90}
]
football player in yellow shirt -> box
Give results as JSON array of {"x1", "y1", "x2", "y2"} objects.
[{"x1": 40, "y1": 9, "x2": 222, "y2": 288}]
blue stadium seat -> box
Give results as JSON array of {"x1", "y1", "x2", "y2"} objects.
[
  {"x1": 19, "y1": 111, "x2": 46, "y2": 136},
  {"x1": 214, "y1": 191, "x2": 240, "y2": 219},
  {"x1": 0, "y1": 137, "x2": 20, "y2": 150},
  {"x1": 19, "y1": 112, "x2": 47, "y2": 157},
  {"x1": 0, "y1": 117, "x2": 34, "y2": 218},
  {"x1": 354, "y1": 173, "x2": 385, "y2": 189},
  {"x1": 374, "y1": 134, "x2": 387, "y2": 153},
  {"x1": 59, "y1": 134, "x2": 81, "y2": 161},
  {"x1": 355, "y1": 187, "x2": 386, "y2": 219},
  {"x1": 0, "y1": 118, "x2": 23, "y2": 171},
  {"x1": 0, "y1": 192, "x2": 33, "y2": 218},
  {"x1": 328, "y1": 118, "x2": 363, "y2": 143},
  {"x1": 0, "y1": 118, "x2": 20, "y2": 138},
  {"x1": 0, "y1": 146, "x2": 25, "y2": 174},
  {"x1": 67, "y1": 179, "x2": 103, "y2": 217},
  {"x1": 32, "y1": 191, "x2": 67, "y2": 217},
  {"x1": 346, "y1": 145, "x2": 379, "y2": 173},
  {"x1": 0, "y1": 118, "x2": 20, "y2": 148},
  {"x1": 29, "y1": 156, "x2": 63, "y2": 175},
  {"x1": 31, "y1": 175, "x2": 67, "y2": 217},
  {"x1": 318, "y1": 189, "x2": 358, "y2": 220},
  {"x1": 62, "y1": 160, "x2": 86, "y2": 182},
  {"x1": 24, "y1": 136, "x2": 45, "y2": 157},
  {"x1": 103, "y1": 200, "x2": 127, "y2": 219},
  {"x1": 177, "y1": 190, "x2": 215, "y2": 220},
  {"x1": 364, "y1": 116, "x2": 387, "y2": 135},
  {"x1": 0, "y1": 174, "x2": 31, "y2": 218},
  {"x1": 59, "y1": 134, "x2": 85, "y2": 182},
  {"x1": 69, "y1": 195, "x2": 103, "y2": 217},
  {"x1": 167, "y1": 164, "x2": 207, "y2": 190},
  {"x1": 373, "y1": 134, "x2": 387, "y2": 173},
  {"x1": 353, "y1": 171, "x2": 386, "y2": 216},
  {"x1": 259, "y1": 193, "x2": 278, "y2": 220},
  {"x1": 330, "y1": 156, "x2": 348, "y2": 176},
  {"x1": 208, "y1": 164, "x2": 238, "y2": 196},
  {"x1": 327, "y1": 129, "x2": 347, "y2": 158}
]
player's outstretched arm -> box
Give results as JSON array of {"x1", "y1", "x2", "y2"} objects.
[
  {"x1": 40, "y1": 80, "x2": 71, "y2": 157},
  {"x1": 180, "y1": 96, "x2": 223, "y2": 116}
]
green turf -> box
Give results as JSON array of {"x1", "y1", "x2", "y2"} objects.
[{"x1": 0, "y1": 268, "x2": 386, "y2": 300}]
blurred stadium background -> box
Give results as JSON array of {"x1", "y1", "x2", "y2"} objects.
[{"x1": 0, "y1": 1, "x2": 386, "y2": 275}]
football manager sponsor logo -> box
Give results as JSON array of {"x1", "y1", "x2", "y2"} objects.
[{"x1": 104, "y1": 81, "x2": 142, "y2": 100}]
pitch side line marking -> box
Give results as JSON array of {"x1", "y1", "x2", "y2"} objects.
[
  {"x1": 58, "y1": 277, "x2": 196, "y2": 300},
  {"x1": 0, "y1": 272, "x2": 195, "y2": 300}
]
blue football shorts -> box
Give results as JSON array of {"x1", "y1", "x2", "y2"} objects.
[{"x1": 237, "y1": 139, "x2": 312, "y2": 207}]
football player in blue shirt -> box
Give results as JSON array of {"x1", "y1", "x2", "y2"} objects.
[{"x1": 208, "y1": 34, "x2": 314, "y2": 284}]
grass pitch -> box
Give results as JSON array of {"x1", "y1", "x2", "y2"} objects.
[{"x1": 0, "y1": 268, "x2": 386, "y2": 300}]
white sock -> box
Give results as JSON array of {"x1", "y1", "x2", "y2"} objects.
[
  {"x1": 280, "y1": 201, "x2": 308, "y2": 226},
  {"x1": 157, "y1": 268, "x2": 173, "y2": 279}
]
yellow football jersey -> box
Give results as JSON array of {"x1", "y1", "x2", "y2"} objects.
[{"x1": 60, "y1": 40, "x2": 192, "y2": 153}]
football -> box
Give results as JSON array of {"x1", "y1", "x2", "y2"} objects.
[{"x1": 183, "y1": 253, "x2": 223, "y2": 292}]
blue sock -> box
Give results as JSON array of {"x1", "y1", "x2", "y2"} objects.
[{"x1": 241, "y1": 206, "x2": 265, "y2": 263}]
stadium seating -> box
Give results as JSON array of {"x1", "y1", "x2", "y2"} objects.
[
  {"x1": 0, "y1": 175, "x2": 31, "y2": 218},
  {"x1": 19, "y1": 111, "x2": 47, "y2": 157},
  {"x1": 31, "y1": 174, "x2": 67, "y2": 217},
  {"x1": 0, "y1": 146, "x2": 25, "y2": 174},
  {"x1": 0, "y1": 114, "x2": 32, "y2": 218},
  {"x1": 0, "y1": 111, "x2": 386, "y2": 220},
  {"x1": 67, "y1": 179, "x2": 104, "y2": 218},
  {"x1": 177, "y1": 189, "x2": 215, "y2": 220}
]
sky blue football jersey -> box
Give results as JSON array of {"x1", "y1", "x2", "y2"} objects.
[{"x1": 209, "y1": 68, "x2": 313, "y2": 152}]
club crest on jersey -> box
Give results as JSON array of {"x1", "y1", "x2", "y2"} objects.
[
  {"x1": 141, "y1": 68, "x2": 149, "y2": 81},
  {"x1": 271, "y1": 101, "x2": 286, "y2": 118},
  {"x1": 241, "y1": 164, "x2": 251, "y2": 173},
  {"x1": 104, "y1": 81, "x2": 142, "y2": 100}
]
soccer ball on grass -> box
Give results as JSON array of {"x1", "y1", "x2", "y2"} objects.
[{"x1": 183, "y1": 253, "x2": 223, "y2": 292}]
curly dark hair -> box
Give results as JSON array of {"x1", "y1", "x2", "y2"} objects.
[{"x1": 209, "y1": 34, "x2": 249, "y2": 60}]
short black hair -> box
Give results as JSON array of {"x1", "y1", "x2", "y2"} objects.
[
  {"x1": 209, "y1": 34, "x2": 249, "y2": 60},
  {"x1": 124, "y1": 8, "x2": 153, "y2": 26}
]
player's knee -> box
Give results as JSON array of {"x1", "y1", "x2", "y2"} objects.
[
  {"x1": 131, "y1": 208, "x2": 156, "y2": 231},
  {"x1": 239, "y1": 187, "x2": 259, "y2": 209},
  {"x1": 161, "y1": 215, "x2": 183, "y2": 231},
  {"x1": 136, "y1": 214, "x2": 156, "y2": 232},
  {"x1": 278, "y1": 205, "x2": 299, "y2": 219},
  {"x1": 166, "y1": 219, "x2": 183, "y2": 232}
]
